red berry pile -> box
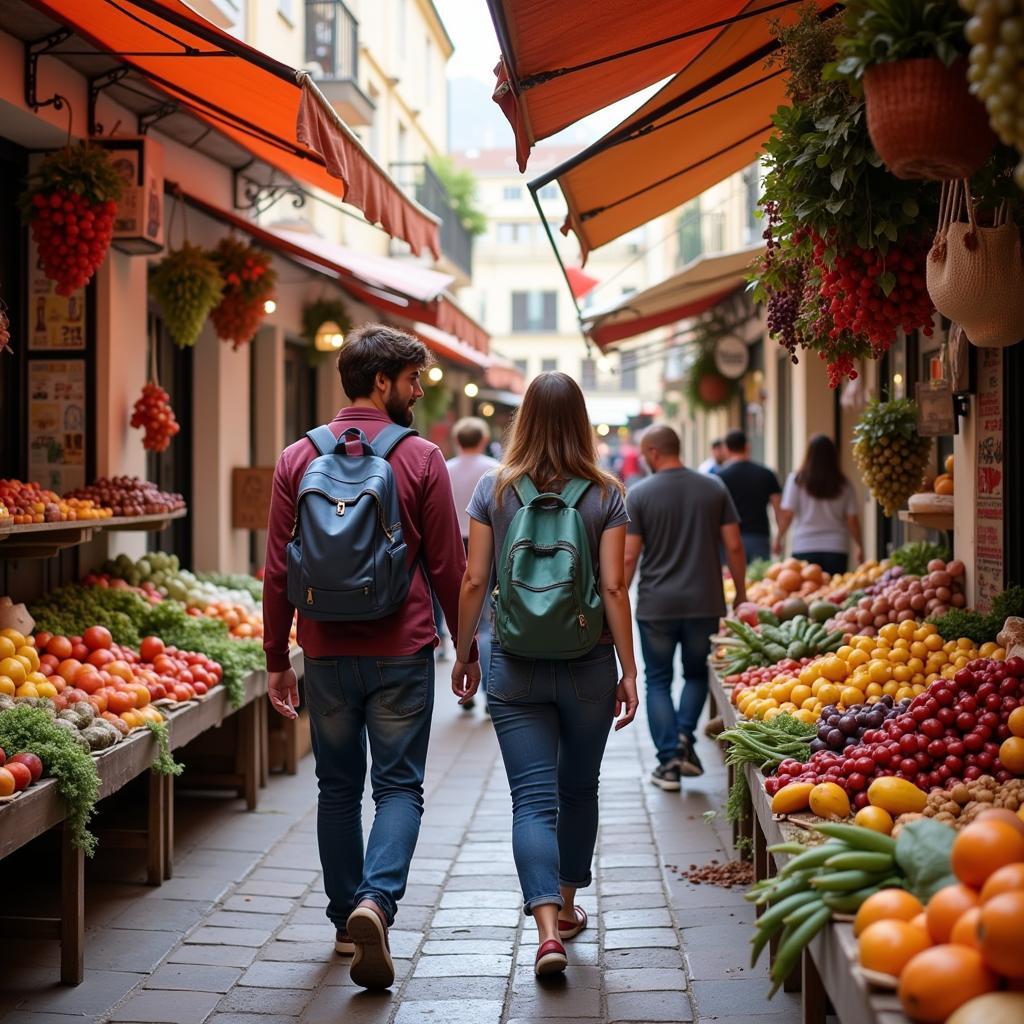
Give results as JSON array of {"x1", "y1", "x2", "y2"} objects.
[
  {"x1": 130, "y1": 383, "x2": 180, "y2": 453},
  {"x1": 766, "y1": 657, "x2": 1024, "y2": 807},
  {"x1": 29, "y1": 191, "x2": 117, "y2": 297}
]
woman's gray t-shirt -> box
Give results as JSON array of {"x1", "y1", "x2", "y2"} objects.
[{"x1": 466, "y1": 471, "x2": 629, "y2": 587}]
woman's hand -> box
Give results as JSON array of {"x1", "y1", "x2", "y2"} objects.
[
  {"x1": 451, "y1": 659, "x2": 481, "y2": 705},
  {"x1": 771, "y1": 535, "x2": 783, "y2": 556},
  {"x1": 614, "y1": 674, "x2": 639, "y2": 731}
]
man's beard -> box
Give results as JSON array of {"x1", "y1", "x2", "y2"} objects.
[{"x1": 385, "y1": 392, "x2": 415, "y2": 426}]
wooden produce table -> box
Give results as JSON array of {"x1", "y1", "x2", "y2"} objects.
[
  {"x1": 708, "y1": 661, "x2": 912, "y2": 1024},
  {"x1": 0, "y1": 647, "x2": 301, "y2": 985},
  {"x1": 0, "y1": 509, "x2": 187, "y2": 559}
]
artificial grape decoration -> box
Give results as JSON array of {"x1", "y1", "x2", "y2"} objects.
[
  {"x1": 19, "y1": 144, "x2": 123, "y2": 296},
  {"x1": 149, "y1": 243, "x2": 224, "y2": 349},
  {"x1": 852, "y1": 398, "x2": 932, "y2": 518},
  {"x1": 131, "y1": 382, "x2": 180, "y2": 453},
  {"x1": 208, "y1": 238, "x2": 276, "y2": 349}
]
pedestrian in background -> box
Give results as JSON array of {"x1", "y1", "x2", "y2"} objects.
[
  {"x1": 446, "y1": 416, "x2": 498, "y2": 710},
  {"x1": 625, "y1": 425, "x2": 747, "y2": 789},
  {"x1": 773, "y1": 434, "x2": 863, "y2": 575},
  {"x1": 263, "y1": 325, "x2": 478, "y2": 990},
  {"x1": 697, "y1": 437, "x2": 726, "y2": 475},
  {"x1": 717, "y1": 428, "x2": 782, "y2": 563},
  {"x1": 452, "y1": 372, "x2": 639, "y2": 979}
]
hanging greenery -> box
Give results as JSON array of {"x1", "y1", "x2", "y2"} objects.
[
  {"x1": 300, "y1": 296, "x2": 353, "y2": 366},
  {"x1": 149, "y1": 243, "x2": 224, "y2": 349},
  {"x1": 684, "y1": 344, "x2": 741, "y2": 412}
]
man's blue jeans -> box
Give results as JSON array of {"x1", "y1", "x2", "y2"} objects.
[
  {"x1": 487, "y1": 642, "x2": 617, "y2": 913},
  {"x1": 741, "y1": 532, "x2": 771, "y2": 563},
  {"x1": 637, "y1": 617, "x2": 719, "y2": 764},
  {"x1": 303, "y1": 647, "x2": 434, "y2": 928}
]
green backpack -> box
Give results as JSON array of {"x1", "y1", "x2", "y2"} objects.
[{"x1": 494, "y1": 476, "x2": 604, "y2": 660}]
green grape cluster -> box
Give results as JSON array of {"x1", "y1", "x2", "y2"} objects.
[
  {"x1": 148, "y1": 243, "x2": 224, "y2": 349},
  {"x1": 852, "y1": 398, "x2": 932, "y2": 517},
  {"x1": 963, "y1": 0, "x2": 1024, "y2": 187}
]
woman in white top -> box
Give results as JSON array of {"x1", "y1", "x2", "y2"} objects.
[{"x1": 773, "y1": 434, "x2": 862, "y2": 575}]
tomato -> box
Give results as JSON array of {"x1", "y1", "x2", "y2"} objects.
[
  {"x1": 46, "y1": 635, "x2": 73, "y2": 659},
  {"x1": 139, "y1": 636, "x2": 164, "y2": 662},
  {"x1": 148, "y1": 683, "x2": 167, "y2": 701},
  {"x1": 33, "y1": 631, "x2": 52, "y2": 650},
  {"x1": 83, "y1": 626, "x2": 112, "y2": 651},
  {"x1": 192, "y1": 681, "x2": 208, "y2": 696},
  {"x1": 74, "y1": 670, "x2": 103, "y2": 695},
  {"x1": 106, "y1": 660, "x2": 134, "y2": 683},
  {"x1": 106, "y1": 690, "x2": 134, "y2": 714}
]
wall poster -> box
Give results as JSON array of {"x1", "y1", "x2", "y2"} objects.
[
  {"x1": 27, "y1": 359, "x2": 86, "y2": 492},
  {"x1": 974, "y1": 348, "x2": 1004, "y2": 613},
  {"x1": 27, "y1": 232, "x2": 86, "y2": 351}
]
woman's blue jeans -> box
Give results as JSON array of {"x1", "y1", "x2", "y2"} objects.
[
  {"x1": 303, "y1": 647, "x2": 434, "y2": 929},
  {"x1": 487, "y1": 642, "x2": 617, "y2": 914},
  {"x1": 637, "y1": 617, "x2": 719, "y2": 764}
]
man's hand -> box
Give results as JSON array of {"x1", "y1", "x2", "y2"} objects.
[
  {"x1": 614, "y1": 675, "x2": 639, "y2": 731},
  {"x1": 268, "y1": 668, "x2": 299, "y2": 719},
  {"x1": 451, "y1": 659, "x2": 481, "y2": 705}
]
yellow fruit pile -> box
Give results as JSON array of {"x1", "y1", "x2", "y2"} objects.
[
  {"x1": 0, "y1": 629, "x2": 49, "y2": 698},
  {"x1": 735, "y1": 621, "x2": 1005, "y2": 723}
]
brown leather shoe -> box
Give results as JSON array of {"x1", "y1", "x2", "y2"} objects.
[{"x1": 347, "y1": 900, "x2": 395, "y2": 990}]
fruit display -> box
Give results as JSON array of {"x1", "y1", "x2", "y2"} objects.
[
  {"x1": 829, "y1": 560, "x2": 967, "y2": 635},
  {"x1": 64, "y1": 477, "x2": 185, "y2": 517},
  {"x1": 148, "y1": 242, "x2": 224, "y2": 349},
  {"x1": 719, "y1": 616, "x2": 844, "y2": 675},
  {"x1": 765, "y1": 656, "x2": 1024, "y2": 804},
  {"x1": 208, "y1": 237, "x2": 276, "y2": 348},
  {"x1": 728, "y1": 659, "x2": 814, "y2": 705},
  {"x1": 131, "y1": 381, "x2": 180, "y2": 453},
  {"x1": 930, "y1": 585, "x2": 1024, "y2": 646},
  {"x1": 0, "y1": 479, "x2": 112, "y2": 523},
  {"x1": 19, "y1": 144, "x2": 123, "y2": 296},
  {"x1": 744, "y1": 557, "x2": 889, "y2": 610},
  {"x1": 811, "y1": 695, "x2": 914, "y2": 754},
  {"x1": 853, "y1": 398, "x2": 933, "y2": 517},
  {"x1": 964, "y1": 0, "x2": 1024, "y2": 189},
  {"x1": 0, "y1": 745, "x2": 42, "y2": 797}
]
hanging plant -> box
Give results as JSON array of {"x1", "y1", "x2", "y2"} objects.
[
  {"x1": 208, "y1": 237, "x2": 276, "y2": 349},
  {"x1": 19, "y1": 142, "x2": 124, "y2": 296},
  {"x1": 751, "y1": 5, "x2": 939, "y2": 387},
  {"x1": 149, "y1": 243, "x2": 224, "y2": 349},
  {"x1": 684, "y1": 344, "x2": 740, "y2": 412},
  {"x1": 300, "y1": 296, "x2": 352, "y2": 366}
]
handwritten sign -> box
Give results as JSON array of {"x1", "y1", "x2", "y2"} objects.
[
  {"x1": 974, "y1": 349, "x2": 1004, "y2": 612},
  {"x1": 231, "y1": 467, "x2": 275, "y2": 531}
]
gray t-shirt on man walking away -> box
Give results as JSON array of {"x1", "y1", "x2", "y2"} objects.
[{"x1": 626, "y1": 467, "x2": 738, "y2": 621}]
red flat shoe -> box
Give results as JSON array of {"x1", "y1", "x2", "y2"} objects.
[
  {"x1": 557, "y1": 905, "x2": 588, "y2": 941},
  {"x1": 534, "y1": 938, "x2": 567, "y2": 977}
]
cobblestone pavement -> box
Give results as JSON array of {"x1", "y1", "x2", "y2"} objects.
[{"x1": 0, "y1": 667, "x2": 802, "y2": 1024}]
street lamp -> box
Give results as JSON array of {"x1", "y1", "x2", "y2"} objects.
[
  {"x1": 479, "y1": 402, "x2": 495, "y2": 417},
  {"x1": 596, "y1": 423, "x2": 610, "y2": 436},
  {"x1": 464, "y1": 382, "x2": 479, "y2": 397},
  {"x1": 263, "y1": 299, "x2": 277, "y2": 314},
  {"x1": 427, "y1": 366, "x2": 444, "y2": 383},
  {"x1": 314, "y1": 320, "x2": 345, "y2": 351}
]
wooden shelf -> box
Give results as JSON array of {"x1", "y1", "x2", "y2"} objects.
[
  {"x1": 0, "y1": 509, "x2": 187, "y2": 560},
  {"x1": 898, "y1": 509, "x2": 954, "y2": 531}
]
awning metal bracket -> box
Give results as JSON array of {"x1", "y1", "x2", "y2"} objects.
[
  {"x1": 138, "y1": 100, "x2": 180, "y2": 135},
  {"x1": 24, "y1": 29, "x2": 73, "y2": 113},
  {"x1": 233, "y1": 167, "x2": 306, "y2": 217},
  {"x1": 88, "y1": 67, "x2": 131, "y2": 136}
]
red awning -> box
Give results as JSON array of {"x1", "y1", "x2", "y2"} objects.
[
  {"x1": 410, "y1": 323, "x2": 491, "y2": 370},
  {"x1": 487, "y1": 0, "x2": 796, "y2": 170},
  {"x1": 30, "y1": 0, "x2": 440, "y2": 257}
]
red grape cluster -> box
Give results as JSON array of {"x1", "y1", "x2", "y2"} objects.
[
  {"x1": 209, "y1": 294, "x2": 267, "y2": 350},
  {"x1": 130, "y1": 382, "x2": 180, "y2": 453},
  {"x1": 812, "y1": 232, "x2": 934, "y2": 355},
  {"x1": 29, "y1": 190, "x2": 117, "y2": 296}
]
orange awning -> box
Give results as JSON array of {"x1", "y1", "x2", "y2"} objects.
[
  {"x1": 487, "y1": 0, "x2": 806, "y2": 171},
  {"x1": 30, "y1": 0, "x2": 440, "y2": 258},
  {"x1": 542, "y1": 0, "x2": 834, "y2": 261}
]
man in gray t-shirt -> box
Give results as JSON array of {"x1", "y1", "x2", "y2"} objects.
[{"x1": 624, "y1": 425, "x2": 747, "y2": 790}]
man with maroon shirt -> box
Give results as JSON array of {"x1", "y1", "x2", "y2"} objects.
[{"x1": 262, "y1": 324, "x2": 479, "y2": 990}]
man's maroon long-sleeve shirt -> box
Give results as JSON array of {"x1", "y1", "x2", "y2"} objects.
[{"x1": 262, "y1": 407, "x2": 472, "y2": 672}]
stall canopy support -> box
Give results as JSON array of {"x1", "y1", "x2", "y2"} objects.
[
  {"x1": 232, "y1": 167, "x2": 307, "y2": 217},
  {"x1": 88, "y1": 67, "x2": 131, "y2": 136},
  {"x1": 24, "y1": 29, "x2": 73, "y2": 113}
]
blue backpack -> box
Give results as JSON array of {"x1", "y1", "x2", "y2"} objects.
[{"x1": 287, "y1": 423, "x2": 416, "y2": 621}]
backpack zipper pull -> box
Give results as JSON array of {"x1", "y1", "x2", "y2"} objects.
[
  {"x1": 306, "y1": 587, "x2": 314, "y2": 605},
  {"x1": 578, "y1": 612, "x2": 587, "y2": 628},
  {"x1": 336, "y1": 501, "x2": 345, "y2": 517}
]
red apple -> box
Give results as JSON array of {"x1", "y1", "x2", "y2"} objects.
[
  {"x1": 8, "y1": 752, "x2": 43, "y2": 782},
  {"x1": 0, "y1": 745, "x2": 5, "y2": 766},
  {"x1": 4, "y1": 761, "x2": 32, "y2": 792}
]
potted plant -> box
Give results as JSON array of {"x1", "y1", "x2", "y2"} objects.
[{"x1": 834, "y1": 0, "x2": 995, "y2": 179}]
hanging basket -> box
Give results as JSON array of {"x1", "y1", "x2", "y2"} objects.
[
  {"x1": 926, "y1": 179, "x2": 1024, "y2": 349},
  {"x1": 863, "y1": 57, "x2": 995, "y2": 180}
]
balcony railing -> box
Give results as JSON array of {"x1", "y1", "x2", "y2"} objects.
[
  {"x1": 305, "y1": 0, "x2": 357, "y2": 82},
  {"x1": 390, "y1": 161, "x2": 474, "y2": 279}
]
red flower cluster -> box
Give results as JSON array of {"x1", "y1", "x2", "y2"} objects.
[
  {"x1": 29, "y1": 190, "x2": 117, "y2": 297},
  {"x1": 130, "y1": 382, "x2": 180, "y2": 453}
]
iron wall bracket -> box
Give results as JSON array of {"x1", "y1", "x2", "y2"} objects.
[
  {"x1": 87, "y1": 67, "x2": 131, "y2": 136},
  {"x1": 233, "y1": 168, "x2": 306, "y2": 217},
  {"x1": 24, "y1": 28, "x2": 72, "y2": 112}
]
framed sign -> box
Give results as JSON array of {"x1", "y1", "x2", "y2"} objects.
[
  {"x1": 714, "y1": 335, "x2": 749, "y2": 379},
  {"x1": 915, "y1": 380, "x2": 956, "y2": 437},
  {"x1": 232, "y1": 467, "x2": 275, "y2": 531},
  {"x1": 27, "y1": 359, "x2": 86, "y2": 492},
  {"x1": 27, "y1": 233, "x2": 86, "y2": 351}
]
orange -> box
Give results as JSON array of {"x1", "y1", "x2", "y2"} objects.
[
  {"x1": 926, "y1": 884, "x2": 981, "y2": 944},
  {"x1": 979, "y1": 862, "x2": 1024, "y2": 903},
  {"x1": 908, "y1": 912, "x2": 930, "y2": 942},
  {"x1": 1009, "y1": 706, "x2": 1024, "y2": 738},
  {"x1": 949, "y1": 906, "x2": 982, "y2": 950},
  {"x1": 858, "y1": 919, "x2": 931, "y2": 976},
  {"x1": 975, "y1": 808, "x2": 1024, "y2": 838},
  {"x1": 898, "y1": 945, "x2": 998, "y2": 1023},
  {"x1": 854, "y1": 888, "x2": 924, "y2": 937},
  {"x1": 977, "y1": 891, "x2": 1024, "y2": 978},
  {"x1": 952, "y1": 821, "x2": 1024, "y2": 888},
  {"x1": 997, "y1": 736, "x2": 1024, "y2": 774}
]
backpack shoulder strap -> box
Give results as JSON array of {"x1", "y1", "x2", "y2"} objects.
[
  {"x1": 306, "y1": 425, "x2": 340, "y2": 456},
  {"x1": 370, "y1": 424, "x2": 418, "y2": 460},
  {"x1": 559, "y1": 477, "x2": 592, "y2": 509},
  {"x1": 511, "y1": 475, "x2": 540, "y2": 506}
]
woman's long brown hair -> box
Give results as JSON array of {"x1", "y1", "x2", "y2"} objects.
[{"x1": 494, "y1": 371, "x2": 623, "y2": 506}]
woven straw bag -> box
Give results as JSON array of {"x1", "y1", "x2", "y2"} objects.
[
  {"x1": 926, "y1": 179, "x2": 1024, "y2": 349},
  {"x1": 863, "y1": 58, "x2": 995, "y2": 180}
]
